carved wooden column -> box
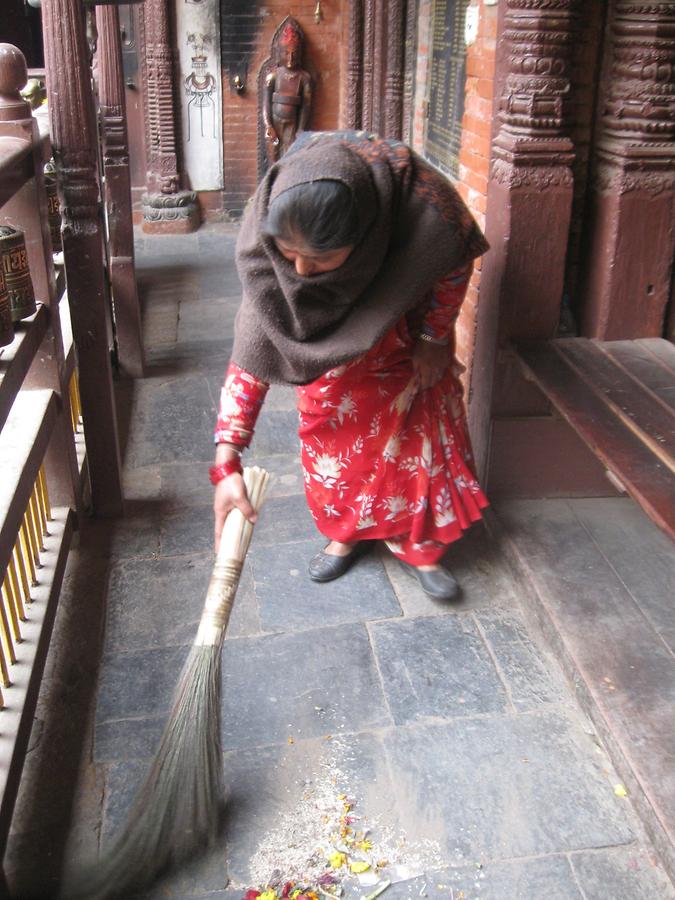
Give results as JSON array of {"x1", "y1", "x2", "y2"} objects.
[
  {"x1": 490, "y1": 0, "x2": 578, "y2": 341},
  {"x1": 96, "y1": 4, "x2": 144, "y2": 378},
  {"x1": 383, "y1": 0, "x2": 405, "y2": 139},
  {"x1": 579, "y1": 1, "x2": 675, "y2": 338},
  {"x1": 141, "y1": 0, "x2": 199, "y2": 233},
  {"x1": 348, "y1": 0, "x2": 406, "y2": 139},
  {"x1": 42, "y1": 0, "x2": 124, "y2": 516},
  {"x1": 362, "y1": 0, "x2": 377, "y2": 132},
  {"x1": 346, "y1": 0, "x2": 364, "y2": 128},
  {"x1": 0, "y1": 44, "x2": 81, "y2": 515}
]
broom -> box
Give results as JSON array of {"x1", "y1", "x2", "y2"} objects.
[{"x1": 65, "y1": 466, "x2": 270, "y2": 900}]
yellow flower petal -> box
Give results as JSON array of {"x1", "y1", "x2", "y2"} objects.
[
  {"x1": 329, "y1": 851, "x2": 347, "y2": 868},
  {"x1": 614, "y1": 783, "x2": 628, "y2": 797},
  {"x1": 350, "y1": 861, "x2": 371, "y2": 874}
]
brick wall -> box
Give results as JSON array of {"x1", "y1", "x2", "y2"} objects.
[
  {"x1": 410, "y1": 1, "x2": 497, "y2": 391},
  {"x1": 455, "y1": 2, "x2": 496, "y2": 382},
  {"x1": 220, "y1": 2, "x2": 349, "y2": 217}
]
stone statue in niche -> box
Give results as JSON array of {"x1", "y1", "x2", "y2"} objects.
[{"x1": 262, "y1": 17, "x2": 312, "y2": 165}]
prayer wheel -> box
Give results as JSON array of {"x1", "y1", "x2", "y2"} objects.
[
  {"x1": 44, "y1": 171, "x2": 63, "y2": 253},
  {"x1": 0, "y1": 226, "x2": 37, "y2": 322},
  {"x1": 0, "y1": 264, "x2": 13, "y2": 347}
]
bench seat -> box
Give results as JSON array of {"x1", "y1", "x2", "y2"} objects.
[{"x1": 515, "y1": 338, "x2": 675, "y2": 540}]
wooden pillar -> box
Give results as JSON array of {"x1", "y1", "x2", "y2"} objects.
[
  {"x1": 362, "y1": 0, "x2": 377, "y2": 132},
  {"x1": 401, "y1": 0, "x2": 419, "y2": 144},
  {"x1": 579, "y1": 1, "x2": 675, "y2": 339},
  {"x1": 41, "y1": 0, "x2": 124, "y2": 517},
  {"x1": 140, "y1": 0, "x2": 199, "y2": 233},
  {"x1": 490, "y1": 0, "x2": 578, "y2": 342},
  {"x1": 0, "y1": 43, "x2": 80, "y2": 515},
  {"x1": 474, "y1": 0, "x2": 578, "y2": 482},
  {"x1": 349, "y1": 0, "x2": 406, "y2": 140},
  {"x1": 96, "y1": 4, "x2": 144, "y2": 378},
  {"x1": 383, "y1": 0, "x2": 405, "y2": 139},
  {"x1": 346, "y1": 0, "x2": 364, "y2": 129}
]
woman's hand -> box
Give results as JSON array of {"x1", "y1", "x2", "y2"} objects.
[
  {"x1": 213, "y1": 443, "x2": 257, "y2": 552},
  {"x1": 412, "y1": 338, "x2": 451, "y2": 390},
  {"x1": 213, "y1": 473, "x2": 257, "y2": 552}
]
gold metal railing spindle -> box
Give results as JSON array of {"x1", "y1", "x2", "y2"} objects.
[
  {"x1": 0, "y1": 638, "x2": 10, "y2": 691},
  {"x1": 0, "y1": 685, "x2": 5, "y2": 709},
  {"x1": 24, "y1": 501, "x2": 41, "y2": 568},
  {"x1": 28, "y1": 486, "x2": 45, "y2": 551},
  {"x1": 0, "y1": 578, "x2": 18, "y2": 663},
  {"x1": 69, "y1": 377, "x2": 78, "y2": 433},
  {"x1": 39, "y1": 466, "x2": 52, "y2": 521},
  {"x1": 12, "y1": 542, "x2": 31, "y2": 608},
  {"x1": 32, "y1": 483, "x2": 46, "y2": 546},
  {"x1": 2, "y1": 572, "x2": 22, "y2": 644},
  {"x1": 7, "y1": 556, "x2": 26, "y2": 622},
  {"x1": 20, "y1": 520, "x2": 37, "y2": 586},
  {"x1": 73, "y1": 369, "x2": 83, "y2": 426}
]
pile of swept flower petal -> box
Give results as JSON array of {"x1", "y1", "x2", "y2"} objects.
[{"x1": 244, "y1": 794, "x2": 391, "y2": 900}]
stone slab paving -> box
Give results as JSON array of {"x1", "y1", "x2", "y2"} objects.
[
  {"x1": 495, "y1": 497, "x2": 675, "y2": 884},
  {"x1": 90, "y1": 228, "x2": 674, "y2": 899},
  {"x1": 8, "y1": 225, "x2": 672, "y2": 899}
]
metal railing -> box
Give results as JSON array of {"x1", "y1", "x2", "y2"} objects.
[{"x1": 0, "y1": 43, "x2": 84, "y2": 874}]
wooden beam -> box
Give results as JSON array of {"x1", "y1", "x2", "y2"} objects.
[
  {"x1": 41, "y1": 0, "x2": 124, "y2": 517},
  {"x1": 96, "y1": 4, "x2": 144, "y2": 379},
  {"x1": 517, "y1": 341, "x2": 675, "y2": 539}
]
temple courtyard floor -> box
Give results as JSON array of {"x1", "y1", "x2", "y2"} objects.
[{"x1": 4, "y1": 224, "x2": 674, "y2": 899}]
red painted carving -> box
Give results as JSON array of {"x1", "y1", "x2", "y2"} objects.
[
  {"x1": 492, "y1": 0, "x2": 578, "y2": 190},
  {"x1": 487, "y1": 0, "x2": 579, "y2": 345},
  {"x1": 594, "y1": 0, "x2": 675, "y2": 194},
  {"x1": 139, "y1": 0, "x2": 199, "y2": 231},
  {"x1": 41, "y1": 0, "x2": 124, "y2": 514},
  {"x1": 362, "y1": 0, "x2": 376, "y2": 131},
  {"x1": 144, "y1": 0, "x2": 179, "y2": 197},
  {"x1": 346, "y1": 0, "x2": 363, "y2": 129},
  {"x1": 383, "y1": 0, "x2": 404, "y2": 139},
  {"x1": 96, "y1": 5, "x2": 129, "y2": 169},
  {"x1": 579, "y1": 0, "x2": 674, "y2": 338}
]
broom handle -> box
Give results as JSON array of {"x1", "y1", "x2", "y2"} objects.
[{"x1": 195, "y1": 466, "x2": 269, "y2": 647}]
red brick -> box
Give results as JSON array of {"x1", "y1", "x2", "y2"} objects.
[
  {"x1": 467, "y1": 188, "x2": 487, "y2": 215},
  {"x1": 466, "y1": 52, "x2": 495, "y2": 80},
  {"x1": 476, "y1": 77, "x2": 494, "y2": 101},
  {"x1": 458, "y1": 164, "x2": 488, "y2": 195},
  {"x1": 458, "y1": 147, "x2": 490, "y2": 180},
  {"x1": 465, "y1": 94, "x2": 493, "y2": 121},
  {"x1": 462, "y1": 130, "x2": 490, "y2": 160},
  {"x1": 482, "y1": 8, "x2": 498, "y2": 40},
  {"x1": 461, "y1": 113, "x2": 492, "y2": 141}
]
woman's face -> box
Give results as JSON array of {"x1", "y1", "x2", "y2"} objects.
[{"x1": 275, "y1": 238, "x2": 354, "y2": 277}]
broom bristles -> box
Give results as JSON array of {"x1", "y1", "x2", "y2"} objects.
[{"x1": 64, "y1": 468, "x2": 269, "y2": 899}]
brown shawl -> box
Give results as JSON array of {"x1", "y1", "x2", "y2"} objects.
[{"x1": 232, "y1": 131, "x2": 489, "y2": 385}]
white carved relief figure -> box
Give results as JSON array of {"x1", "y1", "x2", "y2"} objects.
[{"x1": 185, "y1": 32, "x2": 217, "y2": 141}]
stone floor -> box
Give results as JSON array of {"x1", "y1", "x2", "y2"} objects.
[{"x1": 4, "y1": 224, "x2": 674, "y2": 899}]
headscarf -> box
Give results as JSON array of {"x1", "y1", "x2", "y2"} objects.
[{"x1": 232, "y1": 131, "x2": 489, "y2": 385}]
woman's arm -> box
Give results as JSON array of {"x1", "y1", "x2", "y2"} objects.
[
  {"x1": 213, "y1": 363, "x2": 269, "y2": 550},
  {"x1": 412, "y1": 264, "x2": 472, "y2": 389}
]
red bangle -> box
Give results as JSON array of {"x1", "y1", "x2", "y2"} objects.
[{"x1": 209, "y1": 458, "x2": 243, "y2": 485}]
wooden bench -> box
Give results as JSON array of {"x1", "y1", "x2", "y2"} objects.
[{"x1": 515, "y1": 337, "x2": 675, "y2": 541}]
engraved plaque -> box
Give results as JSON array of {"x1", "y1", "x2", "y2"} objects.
[{"x1": 425, "y1": 0, "x2": 470, "y2": 176}]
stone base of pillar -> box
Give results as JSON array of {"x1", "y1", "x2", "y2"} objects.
[{"x1": 141, "y1": 190, "x2": 200, "y2": 233}]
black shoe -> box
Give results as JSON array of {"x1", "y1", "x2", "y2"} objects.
[
  {"x1": 397, "y1": 560, "x2": 460, "y2": 601},
  {"x1": 308, "y1": 541, "x2": 373, "y2": 583}
]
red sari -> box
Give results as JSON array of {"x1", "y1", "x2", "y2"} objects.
[{"x1": 215, "y1": 267, "x2": 488, "y2": 565}]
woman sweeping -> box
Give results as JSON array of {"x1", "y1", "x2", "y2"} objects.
[{"x1": 211, "y1": 130, "x2": 489, "y2": 601}]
